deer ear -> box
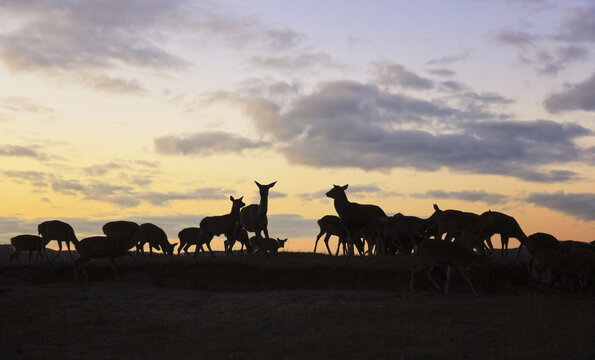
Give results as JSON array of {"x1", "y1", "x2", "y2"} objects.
[
  {"x1": 238, "y1": 196, "x2": 243, "y2": 201},
  {"x1": 268, "y1": 181, "x2": 277, "y2": 188},
  {"x1": 342, "y1": 184, "x2": 348, "y2": 190},
  {"x1": 230, "y1": 195, "x2": 234, "y2": 201},
  {"x1": 255, "y1": 181, "x2": 262, "y2": 187},
  {"x1": 433, "y1": 203, "x2": 439, "y2": 211}
]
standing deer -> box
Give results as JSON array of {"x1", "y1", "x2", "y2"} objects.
[
  {"x1": 224, "y1": 227, "x2": 251, "y2": 255},
  {"x1": 326, "y1": 184, "x2": 387, "y2": 256},
  {"x1": 72, "y1": 233, "x2": 141, "y2": 281},
  {"x1": 410, "y1": 238, "x2": 489, "y2": 296},
  {"x1": 9, "y1": 235, "x2": 50, "y2": 264},
  {"x1": 38, "y1": 220, "x2": 78, "y2": 260},
  {"x1": 196, "y1": 196, "x2": 245, "y2": 257},
  {"x1": 473, "y1": 210, "x2": 528, "y2": 257},
  {"x1": 424, "y1": 204, "x2": 490, "y2": 253},
  {"x1": 178, "y1": 227, "x2": 204, "y2": 256},
  {"x1": 314, "y1": 215, "x2": 350, "y2": 256},
  {"x1": 239, "y1": 181, "x2": 276, "y2": 253},
  {"x1": 382, "y1": 213, "x2": 434, "y2": 255},
  {"x1": 136, "y1": 223, "x2": 176, "y2": 257}
]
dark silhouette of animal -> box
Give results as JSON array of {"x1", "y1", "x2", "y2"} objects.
[
  {"x1": 178, "y1": 227, "x2": 203, "y2": 256},
  {"x1": 249, "y1": 236, "x2": 287, "y2": 256},
  {"x1": 38, "y1": 220, "x2": 78, "y2": 260},
  {"x1": 197, "y1": 196, "x2": 245, "y2": 257},
  {"x1": 72, "y1": 234, "x2": 141, "y2": 281},
  {"x1": 326, "y1": 184, "x2": 387, "y2": 256},
  {"x1": 410, "y1": 238, "x2": 489, "y2": 296},
  {"x1": 382, "y1": 213, "x2": 434, "y2": 255},
  {"x1": 224, "y1": 227, "x2": 251, "y2": 254},
  {"x1": 531, "y1": 248, "x2": 569, "y2": 289},
  {"x1": 136, "y1": 223, "x2": 176, "y2": 257},
  {"x1": 9, "y1": 235, "x2": 50, "y2": 264},
  {"x1": 102, "y1": 220, "x2": 140, "y2": 241},
  {"x1": 424, "y1": 204, "x2": 488, "y2": 253},
  {"x1": 559, "y1": 240, "x2": 592, "y2": 254},
  {"x1": 239, "y1": 181, "x2": 276, "y2": 252},
  {"x1": 473, "y1": 210, "x2": 528, "y2": 257},
  {"x1": 314, "y1": 215, "x2": 350, "y2": 256},
  {"x1": 566, "y1": 248, "x2": 595, "y2": 291},
  {"x1": 524, "y1": 232, "x2": 560, "y2": 257}
]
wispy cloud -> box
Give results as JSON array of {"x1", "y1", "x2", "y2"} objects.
[
  {"x1": 544, "y1": 72, "x2": 595, "y2": 113},
  {"x1": 411, "y1": 190, "x2": 509, "y2": 204},
  {"x1": 154, "y1": 131, "x2": 270, "y2": 156},
  {"x1": 526, "y1": 191, "x2": 595, "y2": 221}
]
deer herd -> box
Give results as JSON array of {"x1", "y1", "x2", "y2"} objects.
[{"x1": 7, "y1": 182, "x2": 595, "y2": 295}]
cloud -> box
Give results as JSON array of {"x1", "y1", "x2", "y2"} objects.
[
  {"x1": 555, "y1": 6, "x2": 595, "y2": 43},
  {"x1": 0, "y1": 96, "x2": 54, "y2": 121},
  {"x1": 87, "y1": 74, "x2": 146, "y2": 94},
  {"x1": 426, "y1": 53, "x2": 470, "y2": 65},
  {"x1": 492, "y1": 30, "x2": 539, "y2": 48},
  {"x1": 140, "y1": 187, "x2": 235, "y2": 206},
  {"x1": 248, "y1": 52, "x2": 341, "y2": 71},
  {"x1": 1, "y1": 170, "x2": 47, "y2": 188},
  {"x1": 526, "y1": 191, "x2": 595, "y2": 221},
  {"x1": 154, "y1": 131, "x2": 269, "y2": 156},
  {"x1": 0, "y1": 145, "x2": 47, "y2": 160},
  {"x1": 427, "y1": 68, "x2": 456, "y2": 77},
  {"x1": 298, "y1": 184, "x2": 399, "y2": 202},
  {"x1": 411, "y1": 190, "x2": 509, "y2": 204},
  {"x1": 83, "y1": 162, "x2": 124, "y2": 176},
  {"x1": 223, "y1": 80, "x2": 591, "y2": 182},
  {"x1": 544, "y1": 73, "x2": 595, "y2": 113},
  {"x1": 371, "y1": 61, "x2": 434, "y2": 89}
]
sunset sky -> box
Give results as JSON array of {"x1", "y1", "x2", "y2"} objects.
[{"x1": 1, "y1": 0, "x2": 594, "y2": 251}]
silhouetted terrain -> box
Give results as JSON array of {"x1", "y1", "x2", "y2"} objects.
[{"x1": 0, "y1": 251, "x2": 593, "y2": 359}]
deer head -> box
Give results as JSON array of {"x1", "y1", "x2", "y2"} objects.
[{"x1": 326, "y1": 184, "x2": 348, "y2": 199}]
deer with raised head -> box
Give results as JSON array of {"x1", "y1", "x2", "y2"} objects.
[
  {"x1": 314, "y1": 215, "x2": 353, "y2": 256},
  {"x1": 136, "y1": 223, "x2": 176, "y2": 257},
  {"x1": 178, "y1": 227, "x2": 204, "y2": 256},
  {"x1": 9, "y1": 235, "x2": 50, "y2": 264},
  {"x1": 239, "y1": 181, "x2": 276, "y2": 253},
  {"x1": 196, "y1": 196, "x2": 245, "y2": 257},
  {"x1": 249, "y1": 236, "x2": 287, "y2": 256},
  {"x1": 326, "y1": 184, "x2": 387, "y2": 256},
  {"x1": 38, "y1": 220, "x2": 78, "y2": 260},
  {"x1": 72, "y1": 232, "x2": 142, "y2": 281},
  {"x1": 473, "y1": 210, "x2": 528, "y2": 257},
  {"x1": 410, "y1": 238, "x2": 489, "y2": 296}
]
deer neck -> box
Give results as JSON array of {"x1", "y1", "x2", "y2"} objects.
[
  {"x1": 230, "y1": 204, "x2": 242, "y2": 219},
  {"x1": 257, "y1": 193, "x2": 269, "y2": 216},
  {"x1": 333, "y1": 192, "x2": 350, "y2": 214}
]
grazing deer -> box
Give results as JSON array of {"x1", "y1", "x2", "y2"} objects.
[
  {"x1": 72, "y1": 233, "x2": 141, "y2": 281},
  {"x1": 239, "y1": 181, "x2": 276, "y2": 253},
  {"x1": 410, "y1": 238, "x2": 489, "y2": 296},
  {"x1": 314, "y1": 215, "x2": 350, "y2": 256},
  {"x1": 559, "y1": 240, "x2": 592, "y2": 254},
  {"x1": 524, "y1": 232, "x2": 560, "y2": 258},
  {"x1": 178, "y1": 227, "x2": 204, "y2": 256},
  {"x1": 38, "y1": 220, "x2": 78, "y2": 260},
  {"x1": 102, "y1": 220, "x2": 140, "y2": 241},
  {"x1": 196, "y1": 196, "x2": 245, "y2": 257},
  {"x1": 9, "y1": 235, "x2": 50, "y2": 264},
  {"x1": 136, "y1": 223, "x2": 176, "y2": 257},
  {"x1": 326, "y1": 184, "x2": 387, "y2": 256},
  {"x1": 473, "y1": 210, "x2": 528, "y2": 257},
  {"x1": 249, "y1": 236, "x2": 287, "y2": 256}
]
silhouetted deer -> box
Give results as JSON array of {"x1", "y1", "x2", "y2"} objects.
[
  {"x1": 566, "y1": 248, "x2": 595, "y2": 291},
  {"x1": 473, "y1": 210, "x2": 528, "y2": 257},
  {"x1": 326, "y1": 184, "x2": 387, "y2": 256},
  {"x1": 239, "y1": 181, "x2": 276, "y2": 253},
  {"x1": 531, "y1": 248, "x2": 569, "y2": 289},
  {"x1": 197, "y1": 196, "x2": 245, "y2": 257},
  {"x1": 178, "y1": 227, "x2": 204, "y2": 256},
  {"x1": 314, "y1": 215, "x2": 349, "y2": 256},
  {"x1": 9, "y1": 235, "x2": 50, "y2": 264},
  {"x1": 425, "y1": 204, "x2": 489, "y2": 253},
  {"x1": 249, "y1": 236, "x2": 287, "y2": 256},
  {"x1": 72, "y1": 233, "x2": 141, "y2": 281},
  {"x1": 102, "y1": 220, "x2": 140, "y2": 241},
  {"x1": 136, "y1": 223, "x2": 176, "y2": 257},
  {"x1": 382, "y1": 213, "x2": 434, "y2": 255},
  {"x1": 410, "y1": 238, "x2": 489, "y2": 296},
  {"x1": 224, "y1": 227, "x2": 251, "y2": 254},
  {"x1": 38, "y1": 220, "x2": 78, "y2": 260}
]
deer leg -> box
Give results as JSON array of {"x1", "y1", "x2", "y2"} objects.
[
  {"x1": 66, "y1": 241, "x2": 72, "y2": 258},
  {"x1": 459, "y1": 265, "x2": 479, "y2": 296},
  {"x1": 501, "y1": 235, "x2": 509, "y2": 257},
  {"x1": 410, "y1": 264, "x2": 425, "y2": 293},
  {"x1": 314, "y1": 231, "x2": 324, "y2": 253},
  {"x1": 445, "y1": 266, "x2": 453, "y2": 295},
  {"x1": 426, "y1": 266, "x2": 442, "y2": 292},
  {"x1": 205, "y1": 241, "x2": 215, "y2": 257},
  {"x1": 52, "y1": 241, "x2": 63, "y2": 260},
  {"x1": 10, "y1": 251, "x2": 18, "y2": 264},
  {"x1": 324, "y1": 234, "x2": 332, "y2": 255}
]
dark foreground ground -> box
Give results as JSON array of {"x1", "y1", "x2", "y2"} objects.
[{"x1": 0, "y1": 252, "x2": 593, "y2": 359}]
